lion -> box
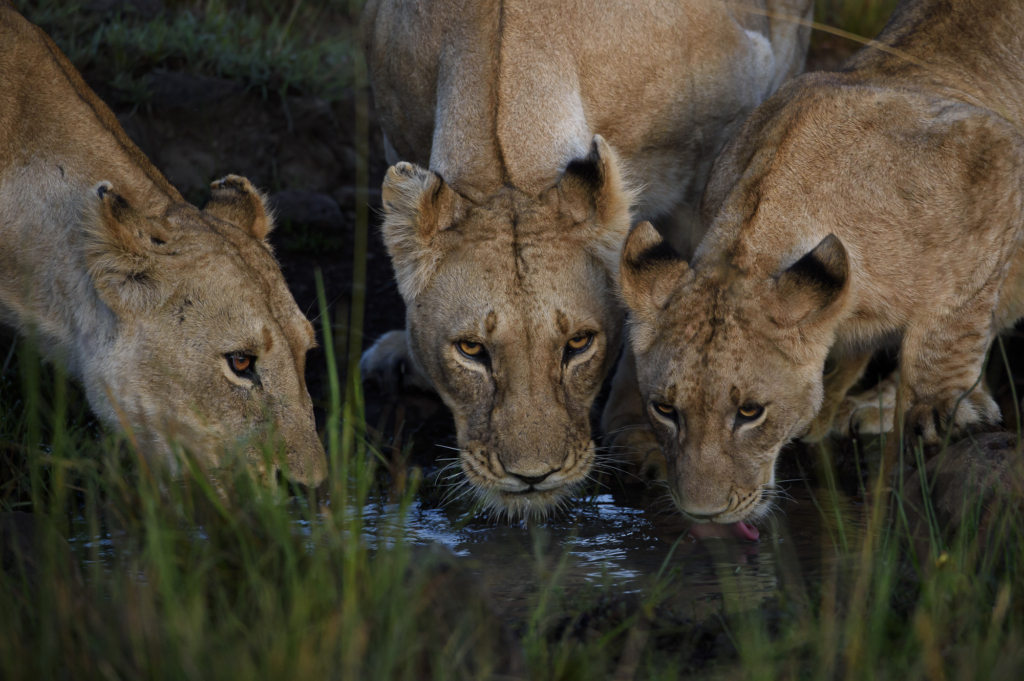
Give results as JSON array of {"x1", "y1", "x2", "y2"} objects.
[
  {"x1": 0, "y1": 3, "x2": 327, "y2": 485},
  {"x1": 358, "y1": 0, "x2": 814, "y2": 517},
  {"x1": 618, "y1": 0, "x2": 1024, "y2": 528}
]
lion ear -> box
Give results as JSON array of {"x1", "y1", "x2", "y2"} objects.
[
  {"x1": 557, "y1": 135, "x2": 631, "y2": 228},
  {"x1": 205, "y1": 175, "x2": 275, "y2": 240},
  {"x1": 380, "y1": 162, "x2": 465, "y2": 302},
  {"x1": 619, "y1": 221, "x2": 689, "y2": 320},
  {"x1": 774, "y1": 234, "x2": 849, "y2": 325},
  {"x1": 85, "y1": 182, "x2": 167, "y2": 314}
]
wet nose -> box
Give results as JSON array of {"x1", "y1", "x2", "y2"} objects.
[{"x1": 513, "y1": 471, "x2": 554, "y2": 486}]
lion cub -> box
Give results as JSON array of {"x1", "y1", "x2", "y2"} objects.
[
  {"x1": 0, "y1": 5, "x2": 326, "y2": 484},
  {"x1": 619, "y1": 0, "x2": 1024, "y2": 524}
]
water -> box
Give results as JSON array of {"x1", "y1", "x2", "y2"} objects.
[
  {"x1": 61, "y1": 479, "x2": 863, "y2": 620},
  {"x1": 356, "y1": 394, "x2": 869, "y2": 619},
  {"x1": 364, "y1": 485, "x2": 864, "y2": 619}
]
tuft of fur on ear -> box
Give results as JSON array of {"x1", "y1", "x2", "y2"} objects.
[
  {"x1": 775, "y1": 234, "x2": 849, "y2": 325},
  {"x1": 380, "y1": 162, "x2": 465, "y2": 302},
  {"x1": 558, "y1": 135, "x2": 636, "y2": 278},
  {"x1": 619, "y1": 221, "x2": 689, "y2": 319},
  {"x1": 205, "y1": 175, "x2": 275, "y2": 240},
  {"x1": 84, "y1": 182, "x2": 167, "y2": 314}
]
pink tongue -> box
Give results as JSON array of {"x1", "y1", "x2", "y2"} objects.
[
  {"x1": 688, "y1": 521, "x2": 760, "y2": 541},
  {"x1": 732, "y1": 521, "x2": 760, "y2": 541}
]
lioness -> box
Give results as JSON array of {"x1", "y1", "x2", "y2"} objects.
[
  {"x1": 359, "y1": 0, "x2": 814, "y2": 517},
  {"x1": 619, "y1": 0, "x2": 1024, "y2": 527},
  {"x1": 0, "y1": 4, "x2": 327, "y2": 485}
]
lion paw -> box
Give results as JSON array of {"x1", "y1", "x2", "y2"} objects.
[
  {"x1": 904, "y1": 388, "x2": 1000, "y2": 444},
  {"x1": 604, "y1": 427, "x2": 666, "y2": 483},
  {"x1": 833, "y1": 375, "x2": 898, "y2": 437},
  {"x1": 360, "y1": 330, "x2": 434, "y2": 396}
]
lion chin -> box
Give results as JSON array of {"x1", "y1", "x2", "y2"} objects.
[{"x1": 477, "y1": 486, "x2": 580, "y2": 522}]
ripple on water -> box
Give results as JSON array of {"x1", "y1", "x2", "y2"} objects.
[
  {"x1": 361, "y1": 486, "x2": 864, "y2": 619},
  {"x1": 63, "y1": 484, "x2": 863, "y2": 620}
]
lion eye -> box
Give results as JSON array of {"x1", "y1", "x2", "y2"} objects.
[
  {"x1": 737, "y1": 403, "x2": 764, "y2": 421},
  {"x1": 457, "y1": 340, "x2": 486, "y2": 359},
  {"x1": 227, "y1": 352, "x2": 255, "y2": 376},
  {"x1": 565, "y1": 332, "x2": 594, "y2": 357},
  {"x1": 651, "y1": 402, "x2": 679, "y2": 428}
]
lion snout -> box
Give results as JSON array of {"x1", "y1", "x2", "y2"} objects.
[
  {"x1": 497, "y1": 451, "x2": 565, "y2": 484},
  {"x1": 278, "y1": 414, "x2": 328, "y2": 487},
  {"x1": 669, "y1": 450, "x2": 743, "y2": 519},
  {"x1": 284, "y1": 436, "x2": 328, "y2": 487},
  {"x1": 670, "y1": 451, "x2": 771, "y2": 522},
  {"x1": 461, "y1": 437, "x2": 591, "y2": 490}
]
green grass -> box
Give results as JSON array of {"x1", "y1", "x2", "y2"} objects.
[
  {"x1": 15, "y1": 0, "x2": 362, "y2": 104},
  {"x1": 3, "y1": 319, "x2": 1024, "y2": 678},
  {"x1": 3, "y1": 264, "x2": 1024, "y2": 679},
  {"x1": 816, "y1": 0, "x2": 900, "y2": 42}
]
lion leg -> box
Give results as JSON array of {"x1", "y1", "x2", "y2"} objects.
[
  {"x1": 360, "y1": 329, "x2": 434, "y2": 395},
  {"x1": 803, "y1": 350, "x2": 873, "y2": 442},
  {"x1": 833, "y1": 372, "x2": 899, "y2": 437},
  {"x1": 897, "y1": 311, "x2": 1001, "y2": 446},
  {"x1": 600, "y1": 346, "x2": 666, "y2": 481}
]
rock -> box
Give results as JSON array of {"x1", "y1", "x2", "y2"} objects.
[
  {"x1": 903, "y1": 432, "x2": 1024, "y2": 538},
  {"x1": 268, "y1": 190, "x2": 343, "y2": 231}
]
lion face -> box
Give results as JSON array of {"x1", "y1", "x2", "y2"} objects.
[
  {"x1": 620, "y1": 222, "x2": 847, "y2": 523},
  {"x1": 381, "y1": 137, "x2": 632, "y2": 518},
  {"x1": 83, "y1": 176, "x2": 327, "y2": 486}
]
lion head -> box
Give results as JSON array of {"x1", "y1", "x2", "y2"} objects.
[
  {"x1": 81, "y1": 175, "x2": 327, "y2": 486},
  {"x1": 379, "y1": 136, "x2": 632, "y2": 518},
  {"x1": 619, "y1": 221, "x2": 848, "y2": 524}
]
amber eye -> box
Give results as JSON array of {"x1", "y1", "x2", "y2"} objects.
[
  {"x1": 737, "y1": 403, "x2": 765, "y2": 421},
  {"x1": 227, "y1": 352, "x2": 255, "y2": 376},
  {"x1": 457, "y1": 340, "x2": 485, "y2": 359},
  {"x1": 654, "y1": 403, "x2": 675, "y2": 416},
  {"x1": 565, "y1": 333, "x2": 594, "y2": 355}
]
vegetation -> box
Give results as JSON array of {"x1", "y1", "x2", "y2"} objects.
[
  {"x1": 814, "y1": 0, "x2": 900, "y2": 45},
  {"x1": 15, "y1": 1, "x2": 363, "y2": 104},
  {"x1": 3, "y1": 304, "x2": 1024, "y2": 678}
]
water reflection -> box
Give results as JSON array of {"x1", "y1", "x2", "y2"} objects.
[
  {"x1": 363, "y1": 485, "x2": 864, "y2": 619},
  {"x1": 63, "y1": 482, "x2": 863, "y2": 620}
]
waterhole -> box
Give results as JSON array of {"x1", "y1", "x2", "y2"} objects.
[{"x1": 360, "y1": 484, "x2": 865, "y2": 620}]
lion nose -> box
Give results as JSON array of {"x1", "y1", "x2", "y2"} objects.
[
  {"x1": 684, "y1": 505, "x2": 731, "y2": 521},
  {"x1": 513, "y1": 471, "x2": 555, "y2": 486}
]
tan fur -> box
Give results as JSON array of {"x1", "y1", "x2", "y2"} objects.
[
  {"x1": 620, "y1": 0, "x2": 1024, "y2": 523},
  {"x1": 833, "y1": 374, "x2": 899, "y2": 437},
  {"x1": 359, "y1": 0, "x2": 813, "y2": 516},
  {"x1": 0, "y1": 5, "x2": 326, "y2": 485}
]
